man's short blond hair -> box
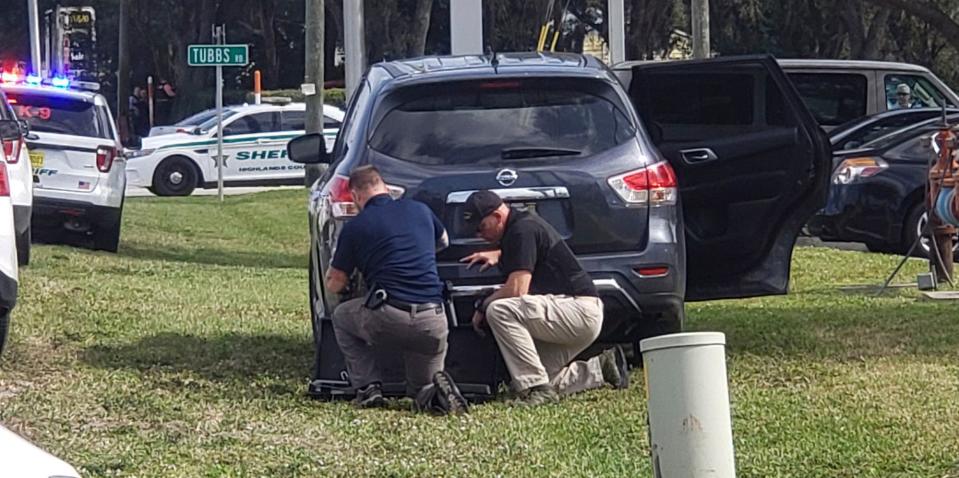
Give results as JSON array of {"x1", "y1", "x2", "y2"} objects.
[{"x1": 348, "y1": 165, "x2": 384, "y2": 191}]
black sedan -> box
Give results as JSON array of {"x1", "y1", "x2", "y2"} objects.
[
  {"x1": 830, "y1": 108, "x2": 959, "y2": 152},
  {"x1": 809, "y1": 115, "x2": 959, "y2": 256}
]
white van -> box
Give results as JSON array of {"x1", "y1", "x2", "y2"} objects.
[{"x1": 778, "y1": 59, "x2": 959, "y2": 129}]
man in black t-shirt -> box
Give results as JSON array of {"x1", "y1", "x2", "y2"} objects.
[{"x1": 461, "y1": 190, "x2": 629, "y2": 406}]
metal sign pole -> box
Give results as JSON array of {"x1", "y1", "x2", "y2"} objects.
[{"x1": 215, "y1": 25, "x2": 224, "y2": 202}]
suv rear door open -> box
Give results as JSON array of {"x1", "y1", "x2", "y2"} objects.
[{"x1": 625, "y1": 55, "x2": 831, "y2": 301}]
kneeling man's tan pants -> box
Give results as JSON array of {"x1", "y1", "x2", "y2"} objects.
[{"x1": 486, "y1": 294, "x2": 605, "y2": 395}]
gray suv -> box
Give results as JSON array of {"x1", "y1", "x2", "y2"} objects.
[{"x1": 288, "y1": 53, "x2": 830, "y2": 398}]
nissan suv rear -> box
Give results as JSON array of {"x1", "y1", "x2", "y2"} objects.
[{"x1": 289, "y1": 53, "x2": 830, "y2": 399}]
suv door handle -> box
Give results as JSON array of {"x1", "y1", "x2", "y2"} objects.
[{"x1": 680, "y1": 148, "x2": 718, "y2": 164}]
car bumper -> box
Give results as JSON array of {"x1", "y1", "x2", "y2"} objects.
[{"x1": 32, "y1": 197, "x2": 121, "y2": 230}]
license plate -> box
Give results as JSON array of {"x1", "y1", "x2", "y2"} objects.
[{"x1": 29, "y1": 151, "x2": 44, "y2": 170}]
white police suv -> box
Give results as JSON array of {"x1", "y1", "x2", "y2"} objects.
[
  {"x1": 0, "y1": 88, "x2": 33, "y2": 265},
  {"x1": 126, "y1": 102, "x2": 344, "y2": 196},
  {"x1": 0, "y1": 425, "x2": 81, "y2": 478},
  {"x1": 3, "y1": 82, "x2": 126, "y2": 252},
  {"x1": 0, "y1": 122, "x2": 19, "y2": 357}
]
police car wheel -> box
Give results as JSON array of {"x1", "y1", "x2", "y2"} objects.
[
  {"x1": 0, "y1": 310, "x2": 9, "y2": 358},
  {"x1": 15, "y1": 228, "x2": 30, "y2": 266},
  {"x1": 152, "y1": 156, "x2": 197, "y2": 196},
  {"x1": 93, "y1": 206, "x2": 123, "y2": 253}
]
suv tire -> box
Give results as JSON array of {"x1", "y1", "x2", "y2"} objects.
[
  {"x1": 94, "y1": 206, "x2": 123, "y2": 252},
  {"x1": 152, "y1": 156, "x2": 198, "y2": 196},
  {"x1": 903, "y1": 203, "x2": 958, "y2": 259},
  {"x1": 0, "y1": 310, "x2": 9, "y2": 358},
  {"x1": 16, "y1": 228, "x2": 30, "y2": 266}
]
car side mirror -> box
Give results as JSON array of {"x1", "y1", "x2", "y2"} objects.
[
  {"x1": 0, "y1": 120, "x2": 19, "y2": 141},
  {"x1": 287, "y1": 133, "x2": 330, "y2": 164}
]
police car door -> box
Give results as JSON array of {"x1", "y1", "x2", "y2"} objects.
[
  {"x1": 280, "y1": 109, "x2": 340, "y2": 181},
  {"x1": 220, "y1": 111, "x2": 281, "y2": 182},
  {"x1": 625, "y1": 55, "x2": 831, "y2": 301}
]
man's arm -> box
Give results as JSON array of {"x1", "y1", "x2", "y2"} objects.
[
  {"x1": 481, "y1": 270, "x2": 531, "y2": 309},
  {"x1": 325, "y1": 267, "x2": 350, "y2": 294},
  {"x1": 470, "y1": 270, "x2": 531, "y2": 336}
]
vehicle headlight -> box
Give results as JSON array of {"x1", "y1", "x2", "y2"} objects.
[
  {"x1": 831, "y1": 157, "x2": 888, "y2": 185},
  {"x1": 125, "y1": 148, "x2": 155, "y2": 159}
]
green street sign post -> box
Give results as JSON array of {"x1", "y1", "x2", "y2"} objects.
[
  {"x1": 187, "y1": 33, "x2": 249, "y2": 202},
  {"x1": 187, "y1": 44, "x2": 248, "y2": 67}
]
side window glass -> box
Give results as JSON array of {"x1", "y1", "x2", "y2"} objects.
[
  {"x1": 885, "y1": 74, "x2": 951, "y2": 110},
  {"x1": 323, "y1": 115, "x2": 342, "y2": 129},
  {"x1": 787, "y1": 73, "x2": 867, "y2": 126},
  {"x1": 282, "y1": 110, "x2": 306, "y2": 131},
  {"x1": 640, "y1": 73, "x2": 754, "y2": 126},
  {"x1": 223, "y1": 112, "x2": 276, "y2": 136}
]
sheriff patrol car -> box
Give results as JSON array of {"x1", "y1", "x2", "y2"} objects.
[
  {"x1": 0, "y1": 79, "x2": 34, "y2": 265},
  {"x1": 0, "y1": 154, "x2": 18, "y2": 358},
  {"x1": 3, "y1": 81, "x2": 127, "y2": 253},
  {"x1": 126, "y1": 103, "x2": 344, "y2": 196}
]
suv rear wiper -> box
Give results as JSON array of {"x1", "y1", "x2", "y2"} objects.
[{"x1": 500, "y1": 147, "x2": 581, "y2": 160}]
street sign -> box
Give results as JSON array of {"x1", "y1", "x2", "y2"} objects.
[{"x1": 187, "y1": 44, "x2": 248, "y2": 67}]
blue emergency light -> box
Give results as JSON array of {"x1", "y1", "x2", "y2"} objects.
[{"x1": 51, "y1": 77, "x2": 70, "y2": 88}]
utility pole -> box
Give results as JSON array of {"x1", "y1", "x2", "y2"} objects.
[
  {"x1": 608, "y1": 0, "x2": 625, "y2": 64},
  {"x1": 692, "y1": 0, "x2": 710, "y2": 59},
  {"x1": 343, "y1": 0, "x2": 365, "y2": 98},
  {"x1": 304, "y1": 0, "x2": 325, "y2": 187},
  {"x1": 27, "y1": 0, "x2": 42, "y2": 74},
  {"x1": 117, "y1": 0, "x2": 130, "y2": 142}
]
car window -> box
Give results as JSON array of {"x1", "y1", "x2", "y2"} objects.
[
  {"x1": 175, "y1": 109, "x2": 217, "y2": 126},
  {"x1": 787, "y1": 73, "x2": 867, "y2": 126},
  {"x1": 5, "y1": 92, "x2": 108, "y2": 138},
  {"x1": 222, "y1": 112, "x2": 277, "y2": 136},
  {"x1": 196, "y1": 109, "x2": 240, "y2": 133},
  {"x1": 643, "y1": 73, "x2": 754, "y2": 125},
  {"x1": 885, "y1": 74, "x2": 952, "y2": 110},
  {"x1": 280, "y1": 110, "x2": 341, "y2": 131},
  {"x1": 369, "y1": 78, "x2": 636, "y2": 166}
]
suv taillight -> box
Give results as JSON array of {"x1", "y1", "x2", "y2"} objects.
[
  {"x1": 329, "y1": 175, "x2": 358, "y2": 218},
  {"x1": 328, "y1": 174, "x2": 406, "y2": 219},
  {"x1": 96, "y1": 146, "x2": 116, "y2": 173},
  {"x1": 2, "y1": 136, "x2": 22, "y2": 164},
  {"x1": 0, "y1": 163, "x2": 9, "y2": 196},
  {"x1": 607, "y1": 161, "x2": 678, "y2": 206}
]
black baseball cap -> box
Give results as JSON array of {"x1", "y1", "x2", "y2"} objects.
[{"x1": 463, "y1": 190, "x2": 504, "y2": 231}]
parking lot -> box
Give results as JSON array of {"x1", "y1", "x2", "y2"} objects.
[{"x1": 1, "y1": 190, "x2": 957, "y2": 477}]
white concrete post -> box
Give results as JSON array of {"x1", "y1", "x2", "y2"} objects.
[
  {"x1": 343, "y1": 0, "x2": 366, "y2": 99},
  {"x1": 450, "y1": 0, "x2": 483, "y2": 55},
  {"x1": 608, "y1": 0, "x2": 626, "y2": 65},
  {"x1": 640, "y1": 332, "x2": 736, "y2": 478}
]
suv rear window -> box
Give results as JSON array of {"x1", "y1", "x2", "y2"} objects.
[
  {"x1": 6, "y1": 92, "x2": 108, "y2": 138},
  {"x1": 369, "y1": 78, "x2": 636, "y2": 165}
]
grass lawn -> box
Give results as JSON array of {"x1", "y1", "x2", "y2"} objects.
[{"x1": 1, "y1": 189, "x2": 958, "y2": 477}]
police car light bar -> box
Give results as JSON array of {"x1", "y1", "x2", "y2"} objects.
[
  {"x1": 51, "y1": 77, "x2": 70, "y2": 88},
  {"x1": 25, "y1": 75, "x2": 42, "y2": 85}
]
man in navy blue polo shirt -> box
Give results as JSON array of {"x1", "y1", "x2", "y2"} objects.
[{"x1": 325, "y1": 166, "x2": 466, "y2": 414}]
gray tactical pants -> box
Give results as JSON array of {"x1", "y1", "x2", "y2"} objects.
[{"x1": 331, "y1": 298, "x2": 449, "y2": 397}]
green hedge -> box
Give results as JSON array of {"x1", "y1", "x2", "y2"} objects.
[{"x1": 244, "y1": 88, "x2": 347, "y2": 109}]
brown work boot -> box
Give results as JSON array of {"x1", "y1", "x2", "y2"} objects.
[
  {"x1": 513, "y1": 384, "x2": 559, "y2": 407},
  {"x1": 599, "y1": 345, "x2": 630, "y2": 389}
]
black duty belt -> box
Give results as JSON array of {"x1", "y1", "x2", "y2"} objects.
[{"x1": 385, "y1": 298, "x2": 444, "y2": 314}]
